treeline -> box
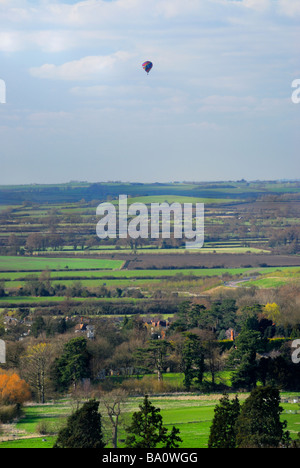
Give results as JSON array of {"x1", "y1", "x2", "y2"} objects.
[
  {"x1": 1, "y1": 271, "x2": 146, "y2": 300},
  {"x1": 2, "y1": 298, "x2": 300, "y2": 405},
  {"x1": 0, "y1": 229, "x2": 185, "y2": 256}
]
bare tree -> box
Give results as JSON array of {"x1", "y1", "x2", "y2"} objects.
[
  {"x1": 99, "y1": 389, "x2": 128, "y2": 448},
  {"x1": 21, "y1": 342, "x2": 54, "y2": 403}
]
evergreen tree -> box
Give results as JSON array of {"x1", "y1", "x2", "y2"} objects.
[
  {"x1": 125, "y1": 395, "x2": 182, "y2": 448},
  {"x1": 134, "y1": 340, "x2": 172, "y2": 381},
  {"x1": 230, "y1": 330, "x2": 265, "y2": 390},
  {"x1": 52, "y1": 336, "x2": 91, "y2": 392},
  {"x1": 235, "y1": 386, "x2": 290, "y2": 448},
  {"x1": 208, "y1": 393, "x2": 240, "y2": 448},
  {"x1": 182, "y1": 333, "x2": 205, "y2": 391},
  {"x1": 53, "y1": 399, "x2": 105, "y2": 448}
]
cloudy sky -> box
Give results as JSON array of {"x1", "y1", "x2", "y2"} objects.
[{"x1": 0, "y1": 0, "x2": 299, "y2": 184}]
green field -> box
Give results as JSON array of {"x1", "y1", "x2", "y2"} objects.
[
  {"x1": 0, "y1": 182, "x2": 299, "y2": 449},
  {"x1": 2, "y1": 266, "x2": 299, "y2": 281},
  {"x1": 2, "y1": 267, "x2": 300, "y2": 296},
  {"x1": 0, "y1": 180, "x2": 299, "y2": 259},
  {"x1": 2, "y1": 266, "x2": 300, "y2": 301},
  {"x1": 0, "y1": 296, "x2": 141, "y2": 305},
  {"x1": 0, "y1": 256, "x2": 124, "y2": 272},
  {"x1": 240, "y1": 278, "x2": 292, "y2": 289},
  {"x1": 0, "y1": 266, "x2": 251, "y2": 280},
  {"x1": 0, "y1": 391, "x2": 299, "y2": 449},
  {"x1": 238, "y1": 268, "x2": 300, "y2": 289}
]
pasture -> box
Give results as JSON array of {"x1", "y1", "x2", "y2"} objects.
[
  {"x1": 0, "y1": 391, "x2": 299, "y2": 449},
  {"x1": 0, "y1": 256, "x2": 124, "y2": 272},
  {"x1": 1, "y1": 181, "x2": 299, "y2": 263},
  {"x1": 236, "y1": 268, "x2": 300, "y2": 289},
  {"x1": 1, "y1": 262, "x2": 300, "y2": 307},
  {"x1": 2, "y1": 264, "x2": 300, "y2": 301}
]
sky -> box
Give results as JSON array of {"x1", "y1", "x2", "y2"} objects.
[{"x1": 0, "y1": 0, "x2": 299, "y2": 185}]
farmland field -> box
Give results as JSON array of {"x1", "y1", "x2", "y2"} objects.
[
  {"x1": 0, "y1": 181, "x2": 300, "y2": 449},
  {"x1": 0, "y1": 391, "x2": 299, "y2": 449},
  {"x1": 0, "y1": 256, "x2": 124, "y2": 271},
  {"x1": 2, "y1": 266, "x2": 297, "y2": 281},
  {"x1": 2, "y1": 265, "x2": 300, "y2": 301}
]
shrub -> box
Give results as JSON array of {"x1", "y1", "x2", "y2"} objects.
[
  {"x1": 36, "y1": 417, "x2": 66, "y2": 436},
  {"x1": 0, "y1": 371, "x2": 31, "y2": 405},
  {"x1": 0, "y1": 404, "x2": 20, "y2": 423},
  {"x1": 122, "y1": 375, "x2": 182, "y2": 395}
]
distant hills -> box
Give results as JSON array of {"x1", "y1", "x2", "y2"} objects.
[{"x1": 0, "y1": 180, "x2": 299, "y2": 205}]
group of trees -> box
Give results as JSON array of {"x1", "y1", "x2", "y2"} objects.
[
  {"x1": 53, "y1": 387, "x2": 298, "y2": 449},
  {"x1": 171, "y1": 299, "x2": 299, "y2": 340},
  {"x1": 1, "y1": 189, "x2": 300, "y2": 257},
  {"x1": 5, "y1": 274, "x2": 138, "y2": 300},
  {"x1": 208, "y1": 387, "x2": 294, "y2": 448},
  {"x1": 6, "y1": 328, "x2": 298, "y2": 407},
  {"x1": 6, "y1": 222, "x2": 299, "y2": 256},
  {"x1": 269, "y1": 227, "x2": 300, "y2": 254},
  {"x1": 1, "y1": 360, "x2": 298, "y2": 449},
  {"x1": 51, "y1": 395, "x2": 183, "y2": 449},
  {"x1": 2, "y1": 296, "x2": 299, "y2": 403}
]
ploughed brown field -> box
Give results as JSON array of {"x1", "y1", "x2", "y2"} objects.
[{"x1": 95, "y1": 253, "x2": 300, "y2": 270}]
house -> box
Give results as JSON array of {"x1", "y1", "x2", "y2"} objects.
[
  {"x1": 225, "y1": 328, "x2": 237, "y2": 341},
  {"x1": 74, "y1": 319, "x2": 95, "y2": 340},
  {"x1": 75, "y1": 323, "x2": 87, "y2": 332},
  {"x1": 4, "y1": 316, "x2": 18, "y2": 326},
  {"x1": 143, "y1": 318, "x2": 170, "y2": 338}
]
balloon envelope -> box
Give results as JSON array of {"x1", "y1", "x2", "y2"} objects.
[{"x1": 142, "y1": 61, "x2": 153, "y2": 74}]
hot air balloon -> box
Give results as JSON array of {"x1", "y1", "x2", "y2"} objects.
[{"x1": 142, "y1": 61, "x2": 153, "y2": 74}]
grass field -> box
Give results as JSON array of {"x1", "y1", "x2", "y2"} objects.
[
  {"x1": 2, "y1": 266, "x2": 300, "y2": 303},
  {"x1": 237, "y1": 268, "x2": 300, "y2": 289},
  {"x1": 2, "y1": 265, "x2": 299, "y2": 281},
  {"x1": 0, "y1": 266, "x2": 254, "y2": 280},
  {"x1": 0, "y1": 182, "x2": 299, "y2": 449},
  {"x1": 2, "y1": 266, "x2": 300, "y2": 298},
  {"x1": 0, "y1": 391, "x2": 299, "y2": 449},
  {"x1": 0, "y1": 296, "x2": 141, "y2": 305},
  {"x1": 239, "y1": 278, "x2": 292, "y2": 289},
  {"x1": 0, "y1": 256, "x2": 124, "y2": 271}
]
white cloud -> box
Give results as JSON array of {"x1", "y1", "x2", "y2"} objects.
[
  {"x1": 0, "y1": 0, "x2": 298, "y2": 57},
  {"x1": 239, "y1": 0, "x2": 271, "y2": 12},
  {"x1": 184, "y1": 121, "x2": 221, "y2": 131},
  {"x1": 0, "y1": 32, "x2": 22, "y2": 52},
  {"x1": 197, "y1": 95, "x2": 291, "y2": 115},
  {"x1": 0, "y1": 30, "x2": 79, "y2": 53},
  {"x1": 27, "y1": 111, "x2": 72, "y2": 125},
  {"x1": 277, "y1": 0, "x2": 300, "y2": 17},
  {"x1": 29, "y1": 51, "x2": 132, "y2": 80},
  {"x1": 0, "y1": 28, "x2": 122, "y2": 53},
  {"x1": 198, "y1": 95, "x2": 258, "y2": 113}
]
